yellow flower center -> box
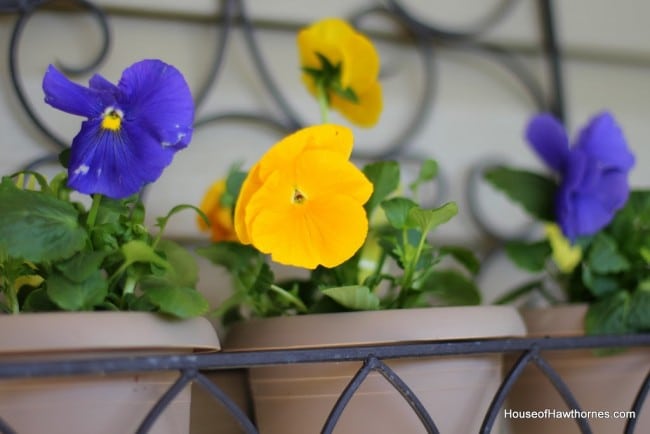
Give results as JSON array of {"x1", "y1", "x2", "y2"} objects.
[
  {"x1": 101, "y1": 108, "x2": 123, "y2": 131},
  {"x1": 292, "y1": 188, "x2": 306, "y2": 204}
]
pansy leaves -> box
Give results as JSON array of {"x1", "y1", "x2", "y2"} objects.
[
  {"x1": 505, "y1": 240, "x2": 551, "y2": 272},
  {"x1": 322, "y1": 285, "x2": 380, "y2": 310},
  {"x1": 0, "y1": 177, "x2": 86, "y2": 262},
  {"x1": 484, "y1": 166, "x2": 557, "y2": 222},
  {"x1": 47, "y1": 270, "x2": 108, "y2": 311},
  {"x1": 143, "y1": 283, "x2": 210, "y2": 319},
  {"x1": 363, "y1": 161, "x2": 400, "y2": 215},
  {"x1": 407, "y1": 202, "x2": 458, "y2": 234}
]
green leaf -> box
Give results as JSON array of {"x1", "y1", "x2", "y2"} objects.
[
  {"x1": 156, "y1": 204, "x2": 208, "y2": 236},
  {"x1": 584, "y1": 292, "x2": 631, "y2": 336},
  {"x1": 55, "y1": 251, "x2": 108, "y2": 283},
  {"x1": 222, "y1": 166, "x2": 247, "y2": 208},
  {"x1": 321, "y1": 285, "x2": 380, "y2": 310},
  {"x1": 380, "y1": 197, "x2": 417, "y2": 229},
  {"x1": 22, "y1": 287, "x2": 59, "y2": 312},
  {"x1": 409, "y1": 159, "x2": 438, "y2": 193},
  {"x1": 363, "y1": 161, "x2": 400, "y2": 215},
  {"x1": 628, "y1": 285, "x2": 650, "y2": 332},
  {"x1": 484, "y1": 166, "x2": 556, "y2": 221},
  {"x1": 196, "y1": 242, "x2": 262, "y2": 272},
  {"x1": 145, "y1": 286, "x2": 210, "y2": 319},
  {"x1": 581, "y1": 265, "x2": 620, "y2": 297},
  {"x1": 587, "y1": 233, "x2": 630, "y2": 273},
  {"x1": 0, "y1": 178, "x2": 87, "y2": 262},
  {"x1": 120, "y1": 240, "x2": 170, "y2": 270},
  {"x1": 421, "y1": 270, "x2": 481, "y2": 306},
  {"x1": 406, "y1": 202, "x2": 458, "y2": 234},
  {"x1": 505, "y1": 239, "x2": 551, "y2": 272},
  {"x1": 46, "y1": 270, "x2": 108, "y2": 311},
  {"x1": 156, "y1": 240, "x2": 199, "y2": 288},
  {"x1": 493, "y1": 280, "x2": 544, "y2": 305}
]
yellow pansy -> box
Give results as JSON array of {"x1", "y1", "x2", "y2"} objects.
[
  {"x1": 234, "y1": 124, "x2": 373, "y2": 269},
  {"x1": 198, "y1": 179, "x2": 238, "y2": 242},
  {"x1": 545, "y1": 223, "x2": 582, "y2": 273},
  {"x1": 297, "y1": 18, "x2": 382, "y2": 127}
]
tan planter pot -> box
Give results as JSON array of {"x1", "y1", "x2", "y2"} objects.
[
  {"x1": 225, "y1": 305, "x2": 526, "y2": 434},
  {"x1": 0, "y1": 312, "x2": 221, "y2": 434},
  {"x1": 190, "y1": 369, "x2": 252, "y2": 434},
  {"x1": 506, "y1": 304, "x2": 650, "y2": 434}
]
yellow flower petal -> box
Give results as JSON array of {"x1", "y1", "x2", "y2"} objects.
[
  {"x1": 297, "y1": 18, "x2": 382, "y2": 127},
  {"x1": 236, "y1": 125, "x2": 372, "y2": 268},
  {"x1": 250, "y1": 191, "x2": 369, "y2": 269},
  {"x1": 545, "y1": 223, "x2": 582, "y2": 273},
  {"x1": 296, "y1": 149, "x2": 373, "y2": 204},
  {"x1": 234, "y1": 163, "x2": 262, "y2": 244},
  {"x1": 330, "y1": 81, "x2": 382, "y2": 127},
  {"x1": 258, "y1": 124, "x2": 353, "y2": 179},
  {"x1": 198, "y1": 179, "x2": 238, "y2": 242}
]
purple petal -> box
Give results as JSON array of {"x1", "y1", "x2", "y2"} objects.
[
  {"x1": 559, "y1": 193, "x2": 615, "y2": 239},
  {"x1": 574, "y1": 111, "x2": 635, "y2": 171},
  {"x1": 118, "y1": 59, "x2": 194, "y2": 151},
  {"x1": 89, "y1": 73, "x2": 120, "y2": 95},
  {"x1": 42, "y1": 65, "x2": 106, "y2": 118},
  {"x1": 525, "y1": 113, "x2": 570, "y2": 173},
  {"x1": 67, "y1": 120, "x2": 175, "y2": 199},
  {"x1": 591, "y1": 169, "x2": 630, "y2": 213}
]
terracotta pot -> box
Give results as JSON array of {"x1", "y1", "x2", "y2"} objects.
[
  {"x1": 225, "y1": 305, "x2": 526, "y2": 434},
  {"x1": 506, "y1": 304, "x2": 650, "y2": 434},
  {"x1": 0, "y1": 312, "x2": 221, "y2": 434}
]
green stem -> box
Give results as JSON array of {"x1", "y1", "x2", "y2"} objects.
[
  {"x1": 316, "y1": 81, "x2": 330, "y2": 124},
  {"x1": 269, "y1": 284, "x2": 308, "y2": 313},
  {"x1": 122, "y1": 275, "x2": 137, "y2": 295},
  {"x1": 86, "y1": 194, "x2": 103, "y2": 228},
  {"x1": 401, "y1": 229, "x2": 428, "y2": 292}
]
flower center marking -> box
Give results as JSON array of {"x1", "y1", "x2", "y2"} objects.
[
  {"x1": 293, "y1": 188, "x2": 306, "y2": 204},
  {"x1": 101, "y1": 107, "x2": 123, "y2": 131}
]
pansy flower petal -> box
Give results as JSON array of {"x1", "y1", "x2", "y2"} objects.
[
  {"x1": 247, "y1": 171, "x2": 369, "y2": 269},
  {"x1": 198, "y1": 179, "x2": 237, "y2": 242},
  {"x1": 258, "y1": 124, "x2": 354, "y2": 179},
  {"x1": 330, "y1": 81, "x2": 382, "y2": 128},
  {"x1": 574, "y1": 111, "x2": 635, "y2": 171},
  {"x1": 525, "y1": 113, "x2": 570, "y2": 173},
  {"x1": 118, "y1": 59, "x2": 194, "y2": 150},
  {"x1": 297, "y1": 149, "x2": 373, "y2": 203},
  {"x1": 43, "y1": 65, "x2": 106, "y2": 118},
  {"x1": 340, "y1": 29, "x2": 380, "y2": 93},
  {"x1": 234, "y1": 163, "x2": 263, "y2": 244},
  {"x1": 67, "y1": 120, "x2": 174, "y2": 198}
]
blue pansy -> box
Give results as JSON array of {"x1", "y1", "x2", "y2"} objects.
[
  {"x1": 526, "y1": 111, "x2": 635, "y2": 241},
  {"x1": 43, "y1": 59, "x2": 194, "y2": 199}
]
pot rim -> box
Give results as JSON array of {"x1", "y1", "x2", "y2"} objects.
[
  {"x1": 225, "y1": 305, "x2": 526, "y2": 351},
  {"x1": 0, "y1": 311, "x2": 220, "y2": 354}
]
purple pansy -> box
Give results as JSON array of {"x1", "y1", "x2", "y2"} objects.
[
  {"x1": 526, "y1": 111, "x2": 635, "y2": 241},
  {"x1": 43, "y1": 59, "x2": 194, "y2": 199}
]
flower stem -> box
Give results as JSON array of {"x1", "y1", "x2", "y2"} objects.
[
  {"x1": 86, "y1": 194, "x2": 102, "y2": 228},
  {"x1": 269, "y1": 284, "x2": 308, "y2": 313},
  {"x1": 316, "y1": 81, "x2": 330, "y2": 124}
]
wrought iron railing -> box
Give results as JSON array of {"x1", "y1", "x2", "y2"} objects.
[{"x1": 0, "y1": 334, "x2": 648, "y2": 433}]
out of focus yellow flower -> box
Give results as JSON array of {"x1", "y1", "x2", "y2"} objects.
[
  {"x1": 297, "y1": 18, "x2": 382, "y2": 127},
  {"x1": 198, "y1": 179, "x2": 238, "y2": 242},
  {"x1": 234, "y1": 124, "x2": 373, "y2": 269},
  {"x1": 545, "y1": 223, "x2": 582, "y2": 273}
]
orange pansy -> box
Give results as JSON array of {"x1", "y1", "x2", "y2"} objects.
[{"x1": 234, "y1": 124, "x2": 373, "y2": 269}]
